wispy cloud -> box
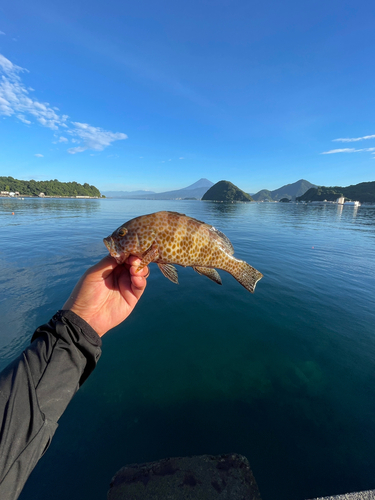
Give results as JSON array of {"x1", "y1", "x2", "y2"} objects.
[
  {"x1": 52, "y1": 135, "x2": 69, "y2": 144},
  {"x1": 0, "y1": 31, "x2": 5, "y2": 36},
  {"x1": 67, "y1": 122, "x2": 127, "y2": 154},
  {"x1": 0, "y1": 54, "x2": 67, "y2": 130},
  {"x1": 0, "y1": 53, "x2": 127, "y2": 154},
  {"x1": 179, "y1": 157, "x2": 185, "y2": 160},
  {"x1": 321, "y1": 147, "x2": 375, "y2": 154},
  {"x1": 333, "y1": 134, "x2": 375, "y2": 143},
  {"x1": 17, "y1": 114, "x2": 31, "y2": 124},
  {"x1": 34, "y1": 153, "x2": 44, "y2": 157}
]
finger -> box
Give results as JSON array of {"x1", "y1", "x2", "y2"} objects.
[
  {"x1": 130, "y1": 265, "x2": 149, "y2": 278},
  {"x1": 126, "y1": 255, "x2": 142, "y2": 267},
  {"x1": 129, "y1": 265, "x2": 149, "y2": 293},
  {"x1": 131, "y1": 274, "x2": 147, "y2": 291}
]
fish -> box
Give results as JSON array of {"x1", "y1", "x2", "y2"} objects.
[{"x1": 103, "y1": 211, "x2": 263, "y2": 293}]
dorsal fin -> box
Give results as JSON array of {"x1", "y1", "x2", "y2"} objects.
[{"x1": 210, "y1": 227, "x2": 234, "y2": 255}]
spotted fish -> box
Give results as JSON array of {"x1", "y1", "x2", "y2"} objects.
[{"x1": 103, "y1": 211, "x2": 263, "y2": 293}]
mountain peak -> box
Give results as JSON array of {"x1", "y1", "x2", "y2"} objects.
[
  {"x1": 181, "y1": 178, "x2": 214, "y2": 191},
  {"x1": 202, "y1": 180, "x2": 253, "y2": 202}
]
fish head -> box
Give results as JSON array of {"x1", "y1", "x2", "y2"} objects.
[{"x1": 103, "y1": 223, "x2": 140, "y2": 264}]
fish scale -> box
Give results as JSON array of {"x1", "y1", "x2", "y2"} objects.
[{"x1": 104, "y1": 211, "x2": 263, "y2": 293}]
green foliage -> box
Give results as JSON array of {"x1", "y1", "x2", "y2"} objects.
[
  {"x1": 279, "y1": 198, "x2": 290, "y2": 203},
  {"x1": 297, "y1": 181, "x2": 375, "y2": 203},
  {"x1": 202, "y1": 180, "x2": 253, "y2": 202},
  {"x1": 0, "y1": 176, "x2": 101, "y2": 197}
]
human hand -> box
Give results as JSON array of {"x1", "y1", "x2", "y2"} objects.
[{"x1": 62, "y1": 255, "x2": 149, "y2": 337}]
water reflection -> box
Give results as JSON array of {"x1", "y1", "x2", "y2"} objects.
[
  {"x1": 0, "y1": 198, "x2": 101, "y2": 228},
  {"x1": 201, "y1": 200, "x2": 249, "y2": 217}
]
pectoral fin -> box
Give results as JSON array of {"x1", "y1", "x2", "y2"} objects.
[
  {"x1": 193, "y1": 266, "x2": 222, "y2": 285},
  {"x1": 136, "y1": 242, "x2": 159, "y2": 271},
  {"x1": 158, "y1": 263, "x2": 179, "y2": 284}
]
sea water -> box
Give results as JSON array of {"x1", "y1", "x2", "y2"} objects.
[{"x1": 1, "y1": 198, "x2": 374, "y2": 500}]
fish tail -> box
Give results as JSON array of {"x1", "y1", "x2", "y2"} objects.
[{"x1": 231, "y1": 260, "x2": 263, "y2": 293}]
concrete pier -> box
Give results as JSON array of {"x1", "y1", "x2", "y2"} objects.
[{"x1": 308, "y1": 491, "x2": 375, "y2": 500}]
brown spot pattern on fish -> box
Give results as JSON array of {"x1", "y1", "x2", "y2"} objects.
[{"x1": 103, "y1": 211, "x2": 263, "y2": 293}]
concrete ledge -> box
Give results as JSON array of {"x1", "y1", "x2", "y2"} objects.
[{"x1": 308, "y1": 490, "x2": 375, "y2": 500}]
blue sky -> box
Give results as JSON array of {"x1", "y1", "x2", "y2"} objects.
[{"x1": 1, "y1": 0, "x2": 375, "y2": 193}]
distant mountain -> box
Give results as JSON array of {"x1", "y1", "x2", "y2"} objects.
[
  {"x1": 297, "y1": 181, "x2": 375, "y2": 203},
  {"x1": 102, "y1": 190, "x2": 156, "y2": 198},
  {"x1": 123, "y1": 178, "x2": 214, "y2": 200},
  {"x1": 252, "y1": 179, "x2": 316, "y2": 201},
  {"x1": 180, "y1": 178, "x2": 214, "y2": 191},
  {"x1": 252, "y1": 189, "x2": 273, "y2": 202},
  {"x1": 202, "y1": 180, "x2": 253, "y2": 202}
]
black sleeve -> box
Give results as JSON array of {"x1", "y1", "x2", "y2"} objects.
[{"x1": 0, "y1": 310, "x2": 102, "y2": 500}]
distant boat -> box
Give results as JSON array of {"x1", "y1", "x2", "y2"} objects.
[
  {"x1": 344, "y1": 201, "x2": 361, "y2": 207},
  {"x1": 336, "y1": 197, "x2": 360, "y2": 207}
]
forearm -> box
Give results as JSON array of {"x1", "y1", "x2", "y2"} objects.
[{"x1": 0, "y1": 310, "x2": 102, "y2": 500}]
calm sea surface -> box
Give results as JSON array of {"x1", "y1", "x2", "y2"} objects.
[{"x1": 1, "y1": 198, "x2": 375, "y2": 500}]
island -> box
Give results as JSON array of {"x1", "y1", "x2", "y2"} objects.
[
  {"x1": 0, "y1": 176, "x2": 101, "y2": 198},
  {"x1": 202, "y1": 180, "x2": 253, "y2": 202}
]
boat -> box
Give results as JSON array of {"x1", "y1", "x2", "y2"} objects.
[{"x1": 344, "y1": 201, "x2": 361, "y2": 207}]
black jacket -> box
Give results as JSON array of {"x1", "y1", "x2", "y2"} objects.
[{"x1": 0, "y1": 310, "x2": 102, "y2": 500}]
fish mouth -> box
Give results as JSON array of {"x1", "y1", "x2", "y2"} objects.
[
  {"x1": 103, "y1": 237, "x2": 127, "y2": 264},
  {"x1": 103, "y1": 236, "x2": 120, "y2": 260},
  {"x1": 103, "y1": 236, "x2": 113, "y2": 253}
]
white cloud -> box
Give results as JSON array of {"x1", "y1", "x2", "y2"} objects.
[
  {"x1": 0, "y1": 53, "x2": 128, "y2": 154},
  {"x1": 322, "y1": 147, "x2": 375, "y2": 154},
  {"x1": 17, "y1": 114, "x2": 31, "y2": 124},
  {"x1": 0, "y1": 54, "x2": 67, "y2": 130},
  {"x1": 335, "y1": 135, "x2": 375, "y2": 143},
  {"x1": 34, "y1": 153, "x2": 44, "y2": 157},
  {"x1": 179, "y1": 157, "x2": 185, "y2": 159},
  {"x1": 333, "y1": 134, "x2": 375, "y2": 143},
  {"x1": 67, "y1": 122, "x2": 127, "y2": 154},
  {"x1": 0, "y1": 31, "x2": 5, "y2": 36}
]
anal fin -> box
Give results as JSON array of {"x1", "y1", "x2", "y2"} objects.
[
  {"x1": 193, "y1": 266, "x2": 222, "y2": 285},
  {"x1": 158, "y1": 263, "x2": 179, "y2": 284}
]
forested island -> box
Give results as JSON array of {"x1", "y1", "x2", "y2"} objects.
[
  {"x1": 0, "y1": 177, "x2": 101, "y2": 198},
  {"x1": 202, "y1": 180, "x2": 253, "y2": 202},
  {"x1": 296, "y1": 181, "x2": 375, "y2": 203}
]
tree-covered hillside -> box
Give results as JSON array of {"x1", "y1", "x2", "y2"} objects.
[
  {"x1": 202, "y1": 180, "x2": 253, "y2": 202},
  {"x1": 0, "y1": 177, "x2": 101, "y2": 197},
  {"x1": 297, "y1": 181, "x2": 375, "y2": 203}
]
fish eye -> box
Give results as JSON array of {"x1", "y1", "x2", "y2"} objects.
[{"x1": 118, "y1": 228, "x2": 128, "y2": 237}]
